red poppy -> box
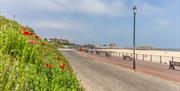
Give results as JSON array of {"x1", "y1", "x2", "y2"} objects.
[
  {"x1": 49, "y1": 64, "x2": 52, "y2": 69},
  {"x1": 28, "y1": 39, "x2": 36, "y2": 44},
  {"x1": 23, "y1": 31, "x2": 30, "y2": 36},
  {"x1": 60, "y1": 63, "x2": 65, "y2": 70},
  {"x1": 35, "y1": 36, "x2": 40, "y2": 39}
]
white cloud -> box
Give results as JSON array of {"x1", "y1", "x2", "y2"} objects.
[
  {"x1": 75, "y1": 0, "x2": 125, "y2": 16},
  {"x1": 5, "y1": 0, "x2": 125, "y2": 16},
  {"x1": 50, "y1": 0, "x2": 125, "y2": 16},
  {"x1": 5, "y1": 0, "x2": 165, "y2": 17},
  {"x1": 5, "y1": 0, "x2": 63, "y2": 11},
  {"x1": 31, "y1": 20, "x2": 76, "y2": 30},
  {"x1": 30, "y1": 19, "x2": 92, "y2": 31},
  {"x1": 136, "y1": 0, "x2": 164, "y2": 16}
]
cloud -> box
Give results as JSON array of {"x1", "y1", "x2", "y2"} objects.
[
  {"x1": 5, "y1": 0, "x2": 125, "y2": 17},
  {"x1": 49, "y1": 0, "x2": 125, "y2": 16},
  {"x1": 30, "y1": 18, "x2": 92, "y2": 32},
  {"x1": 31, "y1": 20, "x2": 73, "y2": 30},
  {"x1": 136, "y1": 0, "x2": 164, "y2": 16},
  {"x1": 5, "y1": 0, "x2": 63, "y2": 11},
  {"x1": 75, "y1": 0, "x2": 125, "y2": 16}
]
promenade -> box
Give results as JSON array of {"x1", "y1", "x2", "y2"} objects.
[
  {"x1": 62, "y1": 50, "x2": 180, "y2": 91},
  {"x1": 81, "y1": 51, "x2": 180, "y2": 82}
]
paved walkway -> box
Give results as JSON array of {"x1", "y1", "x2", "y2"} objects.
[
  {"x1": 81, "y1": 52, "x2": 180, "y2": 82},
  {"x1": 62, "y1": 51, "x2": 180, "y2": 91}
]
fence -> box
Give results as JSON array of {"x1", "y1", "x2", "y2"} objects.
[
  {"x1": 91, "y1": 49, "x2": 180, "y2": 65},
  {"x1": 109, "y1": 52, "x2": 180, "y2": 64}
]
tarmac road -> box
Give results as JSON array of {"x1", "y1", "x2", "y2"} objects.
[{"x1": 62, "y1": 51, "x2": 180, "y2": 91}]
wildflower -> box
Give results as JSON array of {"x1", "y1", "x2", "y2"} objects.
[
  {"x1": 28, "y1": 39, "x2": 36, "y2": 44},
  {"x1": 60, "y1": 63, "x2": 65, "y2": 70},
  {"x1": 23, "y1": 31, "x2": 30, "y2": 36},
  {"x1": 35, "y1": 35, "x2": 40, "y2": 39},
  {"x1": 49, "y1": 64, "x2": 52, "y2": 69}
]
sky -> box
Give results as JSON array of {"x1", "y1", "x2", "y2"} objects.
[{"x1": 0, "y1": 0, "x2": 180, "y2": 48}]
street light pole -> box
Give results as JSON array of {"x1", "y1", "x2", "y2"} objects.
[
  {"x1": 133, "y1": 5, "x2": 137, "y2": 70},
  {"x1": 13, "y1": 15, "x2": 16, "y2": 21},
  {"x1": 0, "y1": 0, "x2": 2, "y2": 15}
]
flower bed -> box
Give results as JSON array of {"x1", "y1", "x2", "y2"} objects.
[{"x1": 0, "y1": 16, "x2": 83, "y2": 91}]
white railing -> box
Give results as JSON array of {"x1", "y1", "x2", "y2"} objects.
[{"x1": 90, "y1": 48, "x2": 180, "y2": 65}]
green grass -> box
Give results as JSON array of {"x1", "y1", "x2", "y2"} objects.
[{"x1": 0, "y1": 16, "x2": 84, "y2": 91}]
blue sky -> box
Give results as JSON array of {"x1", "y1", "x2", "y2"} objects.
[{"x1": 1, "y1": 0, "x2": 180, "y2": 48}]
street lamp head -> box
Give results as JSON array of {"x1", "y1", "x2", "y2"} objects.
[{"x1": 133, "y1": 6, "x2": 137, "y2": 13}]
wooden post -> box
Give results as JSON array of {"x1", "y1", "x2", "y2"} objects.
[
  {"x1": 172, "y1": 57, "x2": 174, "y2": 61},
  {"x1": 160, "y1": 56, "x2": 162, "y2": 63},
  {"x1": 150, "y1": 55, "x2": 152, "y2": 62},
  {"x1": 136, "y1": 54, "x2": 138, "y2": 60}
]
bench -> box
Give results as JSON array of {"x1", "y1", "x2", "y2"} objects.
[
  {"x1": 96, "y1": 51, "x2": 100, "y2": 55},
  {"x1": 122, "y1": 55, "x2": 132, "y2": 61},
  {"x1": 85, "y1": 50, "x2": 89, "y2": 53},
  {"x1": 105, "y1": 52, "x2": 111, "y2": 57},
  {"x1": 169, "y1": 61, "x2": 180, "y2": 70},
  {"x1": 90, "y1": 51, "x2": 93, "y2": 53}
]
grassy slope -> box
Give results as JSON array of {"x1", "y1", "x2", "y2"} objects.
[{"x1": 0, "y1": 16, "x2": 83, "y2": 91}]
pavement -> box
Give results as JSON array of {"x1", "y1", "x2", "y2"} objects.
[
  {"x1": 84, "y1": 52, "x2": 180, "y2": 82},
  {"x1": 62, "y1": 51, "x2": 180, "y2": 91}
]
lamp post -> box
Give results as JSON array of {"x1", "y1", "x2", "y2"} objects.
[
  {"x1": 133, "y1": 5, "x2": 137, "y2": 70},
  {"x1": 0, "y1": 0, "x2": 2, "y2": 15},
  {"x1": 13, "y1": 15, "x2": 16, "y2": 21}
]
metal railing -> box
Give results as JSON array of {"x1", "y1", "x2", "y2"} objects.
[{"x1": 88, "y1": 49, "x2": 180, "y2": 65}]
